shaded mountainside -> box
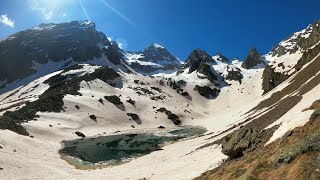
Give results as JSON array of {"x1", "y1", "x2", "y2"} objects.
[
  {"x1": 0, "y1": 21, "x2": 105, "y2": 83},
  {"x1": 262, "y1": 19, "x2": 320, "y2": 94},
  {"x1": 241, "y1": 48, "x2": 265, "y2": 69},
  {"x1": 0, "y1": 21, "x2": 131, "y2": 94}
]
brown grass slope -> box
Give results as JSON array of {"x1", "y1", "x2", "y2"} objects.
[{"x1": 196, "y1": 102, "x2": 320, "y2": 180}]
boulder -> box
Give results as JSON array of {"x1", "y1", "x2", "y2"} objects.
[
  {"x1": 194, "y1": 85, "x2": 220, "y2": 99},
  {"x1": 221, "y1": 127, "x2": 259, "y2": 159}
]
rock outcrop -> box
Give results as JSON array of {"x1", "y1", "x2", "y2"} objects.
[
  {"x1": 225, "y1": 66, "x2": 243, "y2": 84},
  {"x1": 194, "y1": 85, "x2": 220, "y2": 99},
  {"x1": 241, "y1": 48, "x2": 264, "y2": 69},
  {"x1": 197, "y1": 62, "x2": 218, "y2": 83},
  {"x1": 179, "y1": 49, "x2": 215, "y2": 74},
  {"x1": 221, "y1": 127, "x2": 259, "y2": 159},
  {"x1": 212, "y1": 52, "x2": 230, "y2": 63},
  {"x1": 262, "y1": 65, "x2": 290, "y2": 94}
]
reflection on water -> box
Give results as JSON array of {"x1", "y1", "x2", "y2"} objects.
[{"x1": 59, "y1": 126, "x2": 206, "y2": 167}]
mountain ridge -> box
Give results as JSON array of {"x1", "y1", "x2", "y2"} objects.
[{"x1": 0, "y1": 19, "x2": 320, "y2": 179}]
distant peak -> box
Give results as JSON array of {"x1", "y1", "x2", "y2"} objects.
[
  {"x1": 249, "y1": 47, "x2": 258, "y2": 53},
  {"x1": 151, "y1": 43, "x2": 164, "y2": 49},
  {"x1": 32, "y1": 20, "x2": 96, "y2": 31},
  {"x1": 213, "y1": 52, "x2": 229, "y2": 62}
]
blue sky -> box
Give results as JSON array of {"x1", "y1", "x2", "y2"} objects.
[{"x1": 0, "y1": 0, "x2": 319, "y2": 60}]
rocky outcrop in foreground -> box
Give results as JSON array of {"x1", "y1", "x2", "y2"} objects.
[{"x1": 221, "y1": 127, "x2": 259, "y2": 159}]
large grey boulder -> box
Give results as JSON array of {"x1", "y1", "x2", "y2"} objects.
[{"x1": 221, "y1": 127, "x2": 259, "y2": 159}]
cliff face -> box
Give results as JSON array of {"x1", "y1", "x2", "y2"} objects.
[
  {"x1": 0, "y1": 21, "x2": 106, "y2": 83},
  {"x1": 241, "y1": 48, "x2": 264, "y2": 69},
  {"x1": 262, "y1": 19, "x2": 320, "y2": 94}
]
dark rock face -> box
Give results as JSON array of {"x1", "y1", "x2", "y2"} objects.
[
  {"x1": 144, "y1": 44, "x2": 180, "y2": 65},
  {"x1": 271, "y1": 20, "x2": 320, "y2": 57},
  {"x1": 126, "y1": 43, "x2": 181, "y2": 74},
  {"x1": 75, "y1": 131, "x2": 86, "y2": 138},
  {"x1": 127, "y1": 113, "x2": 142, "y2": 125},
  {"x1": 159, "y1": 78, "x2": 190, "y2": 99},
  {"x1": 179, "y1": 49, "x2": 215, "y2": 74},
  {"x1": 194, "y1": 85, "x2": 220, "y2": 99},
  {"x1": 262, "y1": 65, "x2": 290, "y2": 94},
  {"x1": 225, "y1": 67, "x2": 243, "y2": 84},
  {"x1": 156, "y1": 107, "x2": 181, "y2": 125},
  {"x1": 214, "y1": 52, "x2": 230, "y2": 63},
  {"x1": 295, "y1": 42, "x2": 320, "y2": 72},
  {"x1": 104, "y1": 95, "x2": 123, "y2": 105},
  {"x1": 89, "y1": 115, "x2": 97, "y2": 121},
  {"x1": 103, "y1": 41, "x2": 124, "y2": 65},
  {"x1": 241, "y1": 48, "x2": 264, "y2": 69},
  {"x1": 262, "y1": 20, "x2": 320, "y2": 94},
  {"x1": 221, "y1": 127, "x2": 259, "y2": 159},
  {"x1": 126, "y1": 98, "x2": 136, "y2": 106},
  {"x1": 197, "y1": 62, "x2": 218, "y2": 83},
  {"x1": 0, "y1": 21, "x2": 106, "y2": 83},
  {"x1": 0, "y1": 116, "x2": 29, "y2": 136},
  {"x1": 263, "y1": 42, "x2": 320, "y2": 94}
]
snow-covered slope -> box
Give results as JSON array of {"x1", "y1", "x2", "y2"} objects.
[
  {"x1": 0, "y1": 21, "x2": 131, "y2": 94},
  {"x1": 1, "y1": 19, "x2": 320, "y2": 180}
]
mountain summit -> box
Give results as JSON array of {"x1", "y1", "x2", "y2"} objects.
[
  {"x1": 241, "y1": 48, "x2": 264, "y2": 69},
  {"x1": 125, "y1": 43, "x2": 181, "y2": 75}
]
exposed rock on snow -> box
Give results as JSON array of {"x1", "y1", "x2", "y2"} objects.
[
  {"x1": 156, "y1": 107, "x2": 181, "y2": 125},
  {"x1": 222, "y1": 127, "x2": 259, "y2": 159},
  {"x1": 178, "y1": 49, "x2": 215, "y2": 74},
  {"x1": 224, "y1": 66, "x2": 243, "y2": 84},
  {"x1": 127, "y1": 113, "x2": 142, "y2": 125},
  {"x1": 75, "y1": 131, "x2": 86, "y2": 138},
  {"x1": 241, "y1": 48, "x2": 265, "y2": 69},
  {"x1": 194, "y1": 85, "x2": 220, "y2": 99},
  {"x1": 262, "y1": 19, "x2": 320, "y2": 94},
  {"x1": 0, "y1": 64, "x2": 121, "y2": 135}
]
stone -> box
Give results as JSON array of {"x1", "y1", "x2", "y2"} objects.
[{"x1": 221, "y1": 127, "x2": 259, "y2": 159}]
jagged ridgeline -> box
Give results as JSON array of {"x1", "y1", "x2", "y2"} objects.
[{"x1": 0, "y1": 18, "x2": 320, "y2": 179}]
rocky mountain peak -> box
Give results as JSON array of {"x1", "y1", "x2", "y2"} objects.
[
  {"x1": 270, "y1": 19, "x2": 320, "y2": 57},
  {"x1": 124, "y1": 43, "x2": 181, "y2": 75},
  {"x1": 143, "y1": 43, "x2": 179, "y2": 64},
  {"x1": 213, "y1": 52, "x2": 230, "y2": 63},
  {"x1": 0, "y1": 21, "x2": 129, "y2": 92},
  {"x1": 183, "y1": 49, "x2": 215, "y2": 73},
  {"x1": 241, "y1": 48, "x2": 264, "y2": 69},
  {"x1": 150, "y1": 43, "x2": 165, "y2": 49}
]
